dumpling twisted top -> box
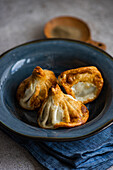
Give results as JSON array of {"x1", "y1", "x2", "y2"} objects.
[
  {"x1": 16, "y1": 66, "x2": 57, "y2": 110},
  {"x1": 38, "y1": 84, "x2": 89, "y2": 129},
  {"x1": 58, "y1": 66, "x2": 104, "y2": 104}
]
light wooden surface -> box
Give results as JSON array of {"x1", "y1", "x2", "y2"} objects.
[{"x1": 0, "y1": 0, "x2": 113, "y2": 169}]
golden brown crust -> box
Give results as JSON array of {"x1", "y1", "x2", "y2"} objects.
[
  {"x1": 38, "y1": 84, "x2": 89, "y2": 129},
  {"x1": 58, "y1": 66, "x2": 104, "y2": 104},
  {"x1": 16, "y1": 66, "x2": 57, "y2": 110}
]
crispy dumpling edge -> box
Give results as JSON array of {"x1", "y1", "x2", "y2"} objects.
[{"x1": 58, "y1": 66, "x2": 104, "y2": 104}]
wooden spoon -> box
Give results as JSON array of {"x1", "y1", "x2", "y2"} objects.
[{"x1": 44, "y1": 16, "x2": 106, "y2": 50}]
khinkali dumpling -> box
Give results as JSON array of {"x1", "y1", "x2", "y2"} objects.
[
  {"x1": 38, "y1": 84, "x2": 89, "y2": 129},
  {"x1": 16, "y1": 66, "x2": 57, "y2": 110},
  {"x1": 58, "y1": 66, "x2": 104, "y2": 104}
]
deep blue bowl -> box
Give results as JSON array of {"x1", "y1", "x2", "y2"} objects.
[{"x1": 0, "y1": 39, "x2": 113, "y2": 141}]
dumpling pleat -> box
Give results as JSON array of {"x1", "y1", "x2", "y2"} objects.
[
  {"x1": 51, "y1": 104, "x2": 59, "y2": 125},
  {"x1": 38, "y1": 83, "x2": 48, "y2": 100},
  {"x1": 45, "y1": 80, "x2": 51, "y2": 89},
  {"x1": 64, "y1": 98, "x2": 81, "y2": 119},
  {"x1": 28, "y1": 85, "x2": 40, "y2": 107},
  {"x1": 56, "y1": 105, "x2": 63, "y2": 123},
  {"x1": 60, "y1": 100, "x2": 70, "y2": 122},
  {"x1": 22, "y1": 83, "x2": 35, "y2": 102},
  {"x1": 39, "y1": 100, "x2": 51, "y2": 126}
]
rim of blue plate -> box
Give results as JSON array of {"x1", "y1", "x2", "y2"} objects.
[{"x1": 0, "y1": 38, "x2": 113, "y2": 141}]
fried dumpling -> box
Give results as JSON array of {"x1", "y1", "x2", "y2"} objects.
[
  {"x1": 16, "y1": 66, "x2": 57, "y2": 110},
  {"x1": 58, "y1": 66, "x2": 104, "y2": 104},
  {"x1": 38, "y1": 84, "x2": 89, "y2": 129}
]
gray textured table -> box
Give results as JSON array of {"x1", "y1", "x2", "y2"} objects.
[{"x1": 0, "y1": 0, "x2": 113, "y2": 169}]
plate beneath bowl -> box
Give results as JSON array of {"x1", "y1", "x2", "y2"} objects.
[{"x1": 0, "y1": 39, "x2": 113, "y2": 141}]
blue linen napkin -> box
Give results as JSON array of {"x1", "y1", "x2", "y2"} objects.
[{"x1": 1, "y1": 124, "x2": 113, "y2": 170}]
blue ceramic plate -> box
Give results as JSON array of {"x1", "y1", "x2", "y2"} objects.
[{"x1": 0, "y1": 39, "x2": 113, "y2": 141}]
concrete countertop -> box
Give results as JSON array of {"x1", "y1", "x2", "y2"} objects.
[{"x1": 0, "y1": 0, "x2": 113, "y2": 169}]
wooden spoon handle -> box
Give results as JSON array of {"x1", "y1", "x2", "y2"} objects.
[{"x1": 87, "y1": 40, "x2": 106, "y2": 50}]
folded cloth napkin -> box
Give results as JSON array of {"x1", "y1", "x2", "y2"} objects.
[{"x1": 1, "y1": 124, "x2": 113, "y2": 170}]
